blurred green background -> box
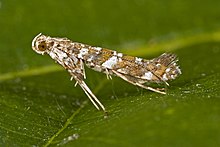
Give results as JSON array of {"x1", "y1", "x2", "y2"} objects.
[{"x1": 0, "y1": 0, "x2": 220, "y2": 146}]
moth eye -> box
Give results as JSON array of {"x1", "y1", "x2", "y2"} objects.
[{"x1": 38, "y1": 41, "x2": 47, "y2": 51}]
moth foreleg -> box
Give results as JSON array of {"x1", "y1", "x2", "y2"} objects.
[
  {"x1": 80, "y1": 80, "x2": 106, "y2": 111},
  {"x1": 79, "y1": 82, "x2": 101, "y2": 110},
  {"x1": 71, "y1": 74, "x2": 106, "y2": 111}
]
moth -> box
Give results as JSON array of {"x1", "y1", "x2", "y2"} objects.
[{"x1": 32, "y1": 33, "x2": 181, "y2": 111}]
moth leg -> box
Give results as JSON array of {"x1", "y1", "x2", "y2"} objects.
[
  {"x1": 79, "y1": 81, "x2": 101, "y2": 110},
  {"x1": 112, "y1": 70, "x2": 166, "y2": 95},
  {"x1": 135, "y1": 83, "x2": 166, "y2": 95},
  {"x1": 80, "y1": 59, "x2": 86, "y2": 79},
  {"x1": 105, "y1": 68, "x2": 112, "y2": 80},
  {"x1": 65, "y1": 58, "x2": 105, "y2": 111},
  {"x1": 70, "y1": 76, "x2": 79, "y2": 87},
  {"x1": 79, "y1": 80, "x2": 106, "y2": 111},
  {"x1": 74, "y1": 81, "x2": 78, "y2": 87},
  {"x1": 71, "y1": 74, "x2": 106, "y2": 111}
]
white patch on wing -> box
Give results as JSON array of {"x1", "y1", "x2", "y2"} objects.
[
  {"x1": 87, "y1": 55, "x2": 95, "y2": 62},
  {"x1": 49, "y1": 51, "x2": 56, "y2": 59},
  {"x1": 94, "y1": 47, "x2": 102, "y2": 51},
  {"x1": 162, "y1": 74, "x2": 168, "y2": 81},
  {"x1": 56, "y1": 49, "x2": 67, "y2": 58},
  {"x1": 118, "y1": 58, "x2": 122, "y2": 62},
  {"x1": 142, "y1": 71, "x2": 153, "y2": 80},
  {"x1": 177, "y1": 67, "x2": 182, "y2": 74},
  {"x1": 102, "y1": 56, "x2": 118, "y2": 69},
  {"x1": 135, "y1": 57, "x2": 142, "y2": 64},
  {"x1": 78, "y1": 48, "x2": 88, "y2": 58},
  {"x1": 70, "y1": 55, "x2": 79, "y2": 64},
  {"x1": 117, "y1": 68, "x2": 127, "y2": 74},
  {"x1": 156, "y1": 63, "x2": 161, "y2": 68},
  {"x1": 165, "y1": 68, "x2": 171, "y2": 73},
  {"x1": 49, "y1": 49, "x2": 67, "y2": 60},
  {"x1": 117, "y1": 53, "x2": 123, "y2": 57}
]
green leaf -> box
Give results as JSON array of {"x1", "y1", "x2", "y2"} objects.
[{"x1": 0, "y1": 1, "x2": 220, "y2": 146}]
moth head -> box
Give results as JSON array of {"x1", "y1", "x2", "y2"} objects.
[{"x1": 32, "y1": 33, "x2": 49, "y2": 55}]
